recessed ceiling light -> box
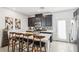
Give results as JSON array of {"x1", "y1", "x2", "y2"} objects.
[{"x1": 40, "y1": 7, "x2": 45, "y2": 9}]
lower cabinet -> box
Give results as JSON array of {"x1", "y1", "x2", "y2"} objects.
[{"x1": 2, "y1": 30, "x2": 8, "y2": 47}]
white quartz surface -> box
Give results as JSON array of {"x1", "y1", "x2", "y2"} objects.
[{"x1": 40, "y1": 30, "x2": 53, "y2": 33}]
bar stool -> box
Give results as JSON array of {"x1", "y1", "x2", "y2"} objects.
[
  {"x1": 15, "y1": 32, "x2": 24, "y2": 52},
  {"x1": 8, "y1": 32, "x2": 16, "y2": 52},
  {"x1": 23, "y1": 33, "x2": 33, "y2": 52},
  {"x1": 33, "y1": 34, "x2": 46, "y2": 52}
]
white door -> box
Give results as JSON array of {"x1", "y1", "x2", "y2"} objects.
[{"x1": 57, "y1": 20, "x2": 67, "y2": 41}]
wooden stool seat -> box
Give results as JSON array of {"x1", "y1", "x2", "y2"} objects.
[{"x1": 33, "y1": 34, "x2": 46, "y2": 52}]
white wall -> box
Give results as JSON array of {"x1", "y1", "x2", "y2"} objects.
[
  {"x1": 0, "y1": 8, "x2": 28, "y2": 31},
  {"x1": 0, "y1": 8, "x2": 28, "y2": 47},
  {"x1": 53, "y1": 9, "x2": 75, "y2": 42}
]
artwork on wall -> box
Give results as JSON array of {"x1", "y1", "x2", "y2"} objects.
[
  {"x1": 5, "y1": 17, "x2": 13, "y2": 30},
  {"x1": 15, "y1": 18, "x2": 21, "y2": 29}
]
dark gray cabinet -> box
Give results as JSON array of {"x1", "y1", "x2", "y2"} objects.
[
  {"x1": 28, "y1": 17, "x2": 35, "y2": 27},
  {"x1": 41, "y1": 15, "x2": 52, "y2": 27},
  {"x1": 2, "y1": 30, "x2": 8, "y2": 47},
  {"x1": 28, "y1": 14, "x2": 52, "y2": 27},
  {"x1": 45, "y1": 15, "x2": 52, "y2": 26}
]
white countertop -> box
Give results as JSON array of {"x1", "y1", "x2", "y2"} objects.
[
  {"x1": 40, "y1": 30, "x2": 53, "y2": 33},
  {"x1": 26, "y1": 29, "x2": 53, "y2": 33}
]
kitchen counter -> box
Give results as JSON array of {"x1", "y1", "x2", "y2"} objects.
[
  {"x1": 8, "y1": 31, "x2": 52, "y2": 52},
  {"x1": 26, "y1": 30, "x2": 53, "y2": 34},
  {"x1": 40, "y1": 30, "x2": 53, "y2": 33},
  {"x1": 40, "y1": 30, "x2": 53, "y2": 34}
]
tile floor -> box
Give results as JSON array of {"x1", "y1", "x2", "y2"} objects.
[
  {"x1": 50, "y1": 41, "x2": 78, "y2": 52},
  {"x1": 0, "y1": 41, "x2": 78, "y2": 52}
]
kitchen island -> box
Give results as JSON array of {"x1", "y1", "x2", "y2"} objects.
[{"x1": 9, "y1": 31, "x2": 52, "y2": 52}]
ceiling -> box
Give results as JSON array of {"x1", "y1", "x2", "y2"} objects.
[{"x1": 6, "y1": 7, "x2": 76, "y2": 16}]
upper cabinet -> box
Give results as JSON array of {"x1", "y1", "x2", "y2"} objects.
[
  {"x1": 45, "y1": 15, "x2": 52, "y2": 26},
  {"x1": 41, "y1": 15, "x2": 52, "y2": 27},
  {"x1": 28, "y1": 14, "x2": 52, "y2": 27},
  {"x1": 28, "y1": 17, "x2": 35, "y2": 27}
]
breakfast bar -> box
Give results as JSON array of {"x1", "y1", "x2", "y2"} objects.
[{"x1": 8, "y1": 31, "x2": 52, "y2": 52}]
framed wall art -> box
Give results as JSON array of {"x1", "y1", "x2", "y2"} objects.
[
  {"x1": 15, "y1": 18, "x2": 21, "y2": 29},
  {"x1": 5, "y1": 17, "x2": 13, "y2": 30}
]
